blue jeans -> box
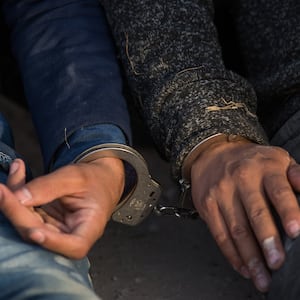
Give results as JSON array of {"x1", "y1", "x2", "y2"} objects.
[{"x1": 0, "y1": 114, "x2": 101, "y2": 300}]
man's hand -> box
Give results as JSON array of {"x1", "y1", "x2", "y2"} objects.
[
  {"x1": 191, "y1": 141, "x2": 300, "y2": 292},
  {"x1": 0, "y1": 157, "x2": 125, "y2": 259}
]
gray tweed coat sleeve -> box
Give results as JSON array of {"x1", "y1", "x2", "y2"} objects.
[{"x1": 100, "y1": 0, "x2": 269, "y2": 178}]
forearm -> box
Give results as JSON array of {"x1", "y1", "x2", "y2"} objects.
[
  {"x1": 2, "y1": 0, "x2": 131, "y2": 169},
  {"x1": 101, "y1": 0, "x2": 268, "y2": 178}
]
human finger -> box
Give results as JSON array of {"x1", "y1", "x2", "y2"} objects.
[
  {"x1": 27, "y1": 216, "x2": 105, "y2": 259},
  {"x1": 219, "y1": 191, "x2": 271, "y2": 292},
  {"x1": 7, "y1": 159, "x2": 26, "y2": 190},
  {"x1": 264, "y1": 172, "x2": 300, "y2": 239},
  {"x1": 287, "y1": 161, "x2": 300, "y2": 191},
  {"x1": 199, "y1": 195, "x2": 249, "y2": 279},
  {"x1": 0, "y1": 183, "x2": 99, "y2": 258},
  {"x1": 13, "y1": 165, "x2": 86, "y2": 206},
  {"x1": 0, "y1": 184, "x2": 46, "y2": 240},
  {"x1": 239, "y1": 176, "x2": 284, "y2": 269},
  {"x1": 35, "y1": 207, "x2": 69, "y2": 233},
  {"x1": 228, "y1": 156, "x2": 285, "y2": 270},
  {"x1": 13, "y1": 157, "x2": 124, "y2": 209}
]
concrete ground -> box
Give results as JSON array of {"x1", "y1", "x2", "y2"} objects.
[{"x1": 1, "y1": 95, "x2": 265, "y2": 300}]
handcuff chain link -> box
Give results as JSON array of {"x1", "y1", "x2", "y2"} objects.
[
  {"x1": 154, "y1": 204, "x2": 199, "y2": 219},
  {"x1": 154, "y1": 179, "x2": 199, "y2": 219}
]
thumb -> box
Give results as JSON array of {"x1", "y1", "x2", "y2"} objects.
[{"x1": 7, "y1": 159, "x2": 26, "y2": 190}]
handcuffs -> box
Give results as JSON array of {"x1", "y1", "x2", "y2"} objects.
[
  {"x1": 73, "y1": 134, "x2": 248, "y2": 225},
  {"x1": 74, "y1": 143, "x2": 161, "y2": 226}
]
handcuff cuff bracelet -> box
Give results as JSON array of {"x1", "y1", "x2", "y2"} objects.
[
  {"x1": 73, "y1": 143, "x2": 161, "y2": 226},
  {"x1": 170, "y1": 133, "x2": 250, "y2": 219},
  {"x1": 73, "y1": 134, "x2": 248, "y2": 223},
  {"x1": 181, "y1": 133, "x2": 249, "y2": 183}
]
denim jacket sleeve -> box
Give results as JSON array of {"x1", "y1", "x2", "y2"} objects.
[
  {"x1": 51, "y1": 124, "x2": 127, "y2": 171},
  {"x1": 2, "y1": 0, "x2": 131, "y2": 170}
]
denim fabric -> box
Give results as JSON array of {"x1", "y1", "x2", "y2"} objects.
[
  {"x1": 0, "y1": 114, "x2": 16, "y2": 182},
  {"x1": 0, "y1": 121, "x2": 125, "y2": 299},
  {"x1": 0, "y1": 215, "x2": 101, "y2": 300},
  {"x1": 2, "y1": 0, "x2": 131, "y2": 170},
  {"x1": 0, "y1": 114, "x2": 32, "y2": 180},
  {"x1": 0, "y1": 114, "x2": 101, "y2": 299},
  {"x1": 51, "y1": 123, "x2": 127, "y2": 170},
  {"x1": 0, "y1": 113, "x2": 14, "y2": 149}
]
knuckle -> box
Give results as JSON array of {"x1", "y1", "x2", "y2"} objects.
[
  {"x1": 228, "y1": 160, "x2": 252, "y2": 181},
  {"x1": 216, "y1": 179, "x2": 230, "y2": 194},
  {"x1": 235, "y1": 165, "x2": 250, "y2": 181},
  {"x1": 245, "y1": 190, "x2": 261, "y2": 202},
  {"x1": 249, "y1": 206, "x2": 268, "y2": 224},
  {"x1": 213, "y1": 231, "x2": 229, "y2": 248},
  {"x1": 269, "y1": 185, "x2": 291, "y2": 200},
  {"x1": 273, "y1": 146, "x2": 290, "y2": 158},
  {"x1": 230, "y1": 224, "x2": 250, "y2": 241},
  {"x1": 200, "y1": 196, "x2": 216, "y2": 220},
  {"x1": 207, "y1": 185, "x2": 218, "y2": 198},
  {"x1": 205, "y1": 181, "x2": 229, "y2": 202}
]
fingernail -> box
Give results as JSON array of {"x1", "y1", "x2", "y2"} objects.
[
  {"x1": 9, "y1": 161, "x2": 19, "y2": 175},
  {"x1": 287, "y1": 220, "x2": 300, "y2": 238},
  {"x1": 18, "y1": 188, "x2": 32, "y2": 204},
  {"x1": 256, "y1": 272, "x2": 270, "y2": 291},
  {"x1": 248, "y1": 258, "x2": 271, "y2": 291},
  {"x1": 263, "y1": 236, "x2": 283, "y2": 267}
]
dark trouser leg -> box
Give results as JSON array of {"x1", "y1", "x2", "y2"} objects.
[{"x1": 267, "y1": 113, "x2": 300, "y2": 300}]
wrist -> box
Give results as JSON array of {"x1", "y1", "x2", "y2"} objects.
[
  {"x1": 73, "y1": 143, "x2": 161, "y2": 226},
  {"x1": 181, "y1": 133, "x2": 251, "y2": 183},
  {"x1": 90, "y1": 156, "x2": 126, "y2": 199}
]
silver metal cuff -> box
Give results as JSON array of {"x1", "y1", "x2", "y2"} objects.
[
  {"x1": 181, "y1": 133, "x2": 249, "y2": 183},
  {"x1": 73, "y1": 143, "x2": 161, "y2": 226}
]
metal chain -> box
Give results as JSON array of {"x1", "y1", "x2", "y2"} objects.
[
  {"x1": 153, "y1": 178, "x2": 200, "y2": 219},
  {"x1": 154, "y1": 204, "x2": 199, "y2": 219}
]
